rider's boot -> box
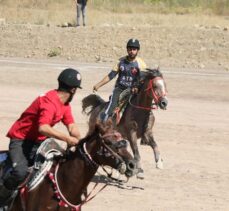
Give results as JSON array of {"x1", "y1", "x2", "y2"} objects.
[{"x1": 0, "y1": 183, "x2": 13, "y2": 206}]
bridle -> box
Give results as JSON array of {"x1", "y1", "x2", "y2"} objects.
[
  {"x1": 48, "y1": 131, "x2": 128, "y2": 211},
  {"x1": 129, "y1": 76, "x2": 166, "y2": 111},
  {"x1": 80, "y1": 131, "x2": 126, "y2": 169}
]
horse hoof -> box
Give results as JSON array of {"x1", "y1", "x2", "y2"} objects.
[
  {"x1": 156, "y1": 158, "x2": 163, "y2": 169},
  {"x1": 136, "y1": 169, "x2": 144, "y2": 179}
]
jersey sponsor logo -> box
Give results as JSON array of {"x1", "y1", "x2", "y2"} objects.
[
  {"x1": 131, "y1": 67, "x2": 138, "y2": 75},
  {"x1": 120, "y1": 76, "x2": 133, "y2": 87},
  {"x1": 120, "y1": 65, "x2": 125, "y2": 71}
]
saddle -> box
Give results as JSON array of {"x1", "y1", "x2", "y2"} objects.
[
  {"x1": 27, "y1": 138, "x2": 65, "y2": 191},
  {"x1": 0, "y1": 138, "x2": 65, "y2": 192}
]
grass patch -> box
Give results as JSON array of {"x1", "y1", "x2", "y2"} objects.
[
  {"x1": 47, "y1": 48, "x2": 61, "y2": 57},
  {"x1": 0, "y1": 0, "x2": 228, "y2": 25}
]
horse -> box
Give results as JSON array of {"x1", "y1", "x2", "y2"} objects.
[
  {"x1": 6, "y1": 120, "x2": 137, "y2": 210},
  {"x1": 82, "y1": 68, "x2": 168, "y2": 179}
]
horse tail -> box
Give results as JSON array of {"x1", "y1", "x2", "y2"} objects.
[{"x1": 82, "y1": 94, "x2": 105, "y2": 115}]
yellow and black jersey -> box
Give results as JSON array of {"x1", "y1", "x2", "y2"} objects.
[{"x1": 108, "y1": 56, "x2": 147, "y2": 89}]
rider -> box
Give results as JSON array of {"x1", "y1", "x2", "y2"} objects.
[
  {"x1": 0, "y1": 68, "x2": 82, "y2": 205},
  {"x1": 93, "y1": 38, "x2": 147, "y2": 121}
]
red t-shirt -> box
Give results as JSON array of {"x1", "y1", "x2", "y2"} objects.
[{"x1": 7, "y1": 90, "x2": 75, "y2": 142}]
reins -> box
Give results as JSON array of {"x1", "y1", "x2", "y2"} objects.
[
  {"x1": 129, "y1": 76, "x2": 166, "y2": 111},
  {"x1": 48, "y1": 131, "x2": 125, "y2": 211},
  {"x1": 145, "y1": 77, "x2": 162, "y2": 103},
  {"x1": 100, "y1": 132, "x2": 125, "y2": 163},
  {"x1": 49, "y1": 163, "x2": 107, "y2": 211},
  {"x1": 129, "y1": 96, "x2": 158, "y2": 111}
]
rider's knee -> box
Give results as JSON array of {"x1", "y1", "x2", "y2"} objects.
[
  {"x1": 4, "y1": 166, "x2": 27, "y2": 190},
  {"x1": 13, "y1": 164, "x2": 28, "y2": 180},
  {"x1": 4, "y1": 163, "x2": 28, "y2": 189}
]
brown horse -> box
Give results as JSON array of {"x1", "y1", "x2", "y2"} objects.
[
  {"x1": 8, "y1": 120, "x2": 136, "y2": 210},
  {"x1": 82, "y1": 68, "x2": 168, "y2": 179}
]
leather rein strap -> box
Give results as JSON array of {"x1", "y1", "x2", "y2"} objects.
[
  {"x1": 128, "y1": 77, "x2": 162, "y2": 110},
  {"x1": 48, "y1": 132, "x2": 124, "y2": 210}
]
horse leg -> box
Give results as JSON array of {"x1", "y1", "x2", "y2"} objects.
[
  {"x1": 127, "y1": 128, "x2": 144, "y2": 179},
  {"x1": 146, "y1": 133, "x2": 163, "y2": 169},
  {"x1": 140, "y1": 111, "x2": 153, "y2": 146},
  {"x1": 142, "y1": 112, "x2": 163, "y2": 169}
]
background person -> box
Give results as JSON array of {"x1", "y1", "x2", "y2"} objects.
[{"x1": 75, "y1": 0, "x2": 88, "y2": 27}]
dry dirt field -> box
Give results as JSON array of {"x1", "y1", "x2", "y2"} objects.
[
  {"x1": 0, "y1": 13, "x2": 229, "y2": 70},
  {"x1": 0, "y1": 12, "x2": 229, "y2": 211},
  {"x1": 0, "y1": 57, "x2": 228, "y2": 211}
]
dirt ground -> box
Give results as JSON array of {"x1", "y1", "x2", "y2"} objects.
[
  {"x1": 0, "y1": 57, "x2": 228, "y2": 211},
  {"x1": 0, "y1": 12, "x2": 229, "y2": 211},
  {"x1": 0, "y1": 13, "x2": 229, "y2": 71}
]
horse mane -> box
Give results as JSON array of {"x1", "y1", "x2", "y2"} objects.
[
  {"x1": 78, "y1": 119, "x2": 112, "y2": 145},
  {"x1": 82, "y1": 94, "x2": 106, "y2": 115},
  {"x1": 66, "y1": 120, "x2": 113, "y2": 159},
  {"x1": 65, "y1": 129, "x2": 99, "y2": 160},
  {"x1": 145, "y1": 68, "x2": 163, "y2": 78}
]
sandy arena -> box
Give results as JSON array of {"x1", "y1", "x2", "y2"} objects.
[{"x1": 0, "y1": 57, "x2": 228, "y2": 210}]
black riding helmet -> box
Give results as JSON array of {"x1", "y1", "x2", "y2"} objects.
[
  {"x1": 126, "y1": 38, "x2": 140, "y2": 50},
  {"x1": 58, "y1": 68, "x2": 82, "y2": 90}
]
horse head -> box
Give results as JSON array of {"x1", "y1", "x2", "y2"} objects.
[
  {"x1": 137, "y1": 68, "x2": 168, "y2": 110},
  {"x1": 93, "y1": 119, "x2": 137, "y2": 178}
]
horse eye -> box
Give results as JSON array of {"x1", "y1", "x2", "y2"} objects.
[{"x1": 104, "y1": 140, "x2": 112, "y2": 145}]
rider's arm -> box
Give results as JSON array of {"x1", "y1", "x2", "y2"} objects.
[
  {"x1": 38, "y1": 124, "x2": 79, "y2": 145},
  {"x1": 137, "y1": 57, "x2": 147, "y2": 72},
  {"x1": 93, "y1": 60, "x2": 120, "y2": 91},
  {"x1": 38, "y1": 98, "x2": 79, "y2": 146},
  {"x1": 93, "y1": 70, "x2": 118, "y2": 91},
  {"x1": 66, "y1": 123, "x2": 81, "y2": 140},
  {"x1": 131, "y1": 58, "x2": 147, "y2": 93},
  {"x1": 93, "y1": 75, "x2": 110, "y2": 91},
  {"x1": 62, "y1": 105, "x2": 81, "y2": 143}
]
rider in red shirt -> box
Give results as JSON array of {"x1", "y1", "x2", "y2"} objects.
[
  {"x1": 7, "y1": 89, "x2": 76, "y2": 142},
  {"x1": 0, "y1": 68, "x2": 82, "y2": 205}
]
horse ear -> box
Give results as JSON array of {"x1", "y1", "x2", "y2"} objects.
[{"x1": 146, "y1": 68, "x2": 161, "y2": 78}]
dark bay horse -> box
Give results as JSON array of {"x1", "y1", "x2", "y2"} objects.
[
  {"x1": 9, "y1": 120, "x2": 136, "y2": 210},
  {"x1": 82, "y1": 68, "x2": 168, "y2": 179}
]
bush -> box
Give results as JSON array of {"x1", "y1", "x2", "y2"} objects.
[{"x1": 47, "y1": 48, "x2": 61, "y2": 57}]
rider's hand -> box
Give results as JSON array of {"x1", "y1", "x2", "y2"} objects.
[
  {"x1": 66, "y1": 136, "x2": 79, "y2": 146},
  {"x1": 93, "y1": 85, "x2": 99, "y2": 92},
  {"x1": 131, "y1": 87, "x2": 138, "y2": 94}
]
